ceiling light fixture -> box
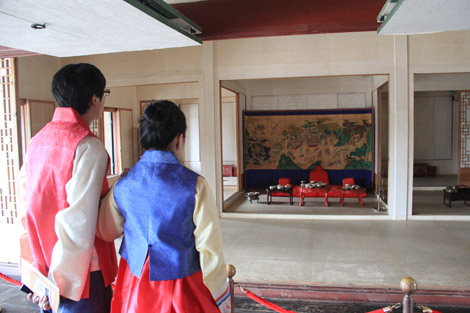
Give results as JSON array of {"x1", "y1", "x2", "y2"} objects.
[
  {"x1": 127, "y1": 0, "x2": 202, "y2": 38},
  {"x1": 0, "y1": 0, "x2": 202, "y2": 57},
  {"x1": 31, "y1": 23, "x2": 46, "y2": 29},
  {"x1": 377, "y1": 0, "x2": 400, "y2": 23}
]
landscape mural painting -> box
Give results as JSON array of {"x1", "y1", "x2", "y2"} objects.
[{"x1": 244, "y1": 109, "x2": 373, "y2": 171}]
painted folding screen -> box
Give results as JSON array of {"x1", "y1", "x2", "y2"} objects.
[{"x1": 244, "y1": 109, "x2": 373, "y2": 171}]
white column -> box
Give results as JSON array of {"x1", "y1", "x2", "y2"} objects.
[
  {"x1": 388, "y1": 35, "x2": 410, "y2": 220},
  {"x1": 200, "y1": 42, "x2": 224, "y2": 212}
]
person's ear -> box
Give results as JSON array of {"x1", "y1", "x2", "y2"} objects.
[
  {"x1": 88, "y1": 95, "x2": 97, "y2": 109},
  {"x1": 90, "y1": 94, "x2": 100, "y2": 107},
  {"x1": 176, "y1": 133, "x2": 185, "y2": 151}
]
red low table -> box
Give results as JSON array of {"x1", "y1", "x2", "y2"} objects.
[
  {"x1": 295, "y1": 186, "x2": 331, "y2": 207},
  {"x1": 337, "y1": 187, "x2": 367, "y2": 207}
]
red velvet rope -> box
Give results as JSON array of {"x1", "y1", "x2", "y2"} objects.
[
  {"x1": 241, "y1": 287, "x2": 297, "y2": 313},
  {"x1": 419, "y1": 306, "x2": 444, "y2": 313},
  {"x1": 0, "y1": 272, "x2": 22, "y2": 286},
  {"x1": 367, "y1": 309, "x2": 385, "y2": 313}
]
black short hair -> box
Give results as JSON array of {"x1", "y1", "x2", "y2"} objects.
[
  {"x1": 139, "y1": 100, "x2": 187, "y2": 150},
  {"x1": 52, "y1": 63, "x2": 106, "y2": 115}
]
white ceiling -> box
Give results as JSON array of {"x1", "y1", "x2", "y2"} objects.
[
  {"x1": 379, "y1": 0, "x2": 470, "y2": 35},
  {"x1": 0, "y1": 0, "x2": 201, "y2": 57}
]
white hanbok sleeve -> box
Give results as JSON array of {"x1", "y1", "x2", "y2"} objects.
[
  {"x1": 97, "y1": 185, "x2": 125, "y2": 242},
  {"x1": 48, "y1": 136, "x2": 108, "y2": 301},
  {"x1": 193, "y1": 177, "x2": 231, "y2": 313}
]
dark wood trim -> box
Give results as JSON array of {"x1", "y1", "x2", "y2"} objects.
[{"x1": 219, "y1": 83, "x2": 225, "y2": 211}]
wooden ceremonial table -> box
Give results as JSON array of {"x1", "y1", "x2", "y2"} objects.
[
  {"x1": 266, "y1": 186, "x2": 294, "y2": 205},
  {"x1": 443, "y1": 188, "x2": 470, "y2": 207}
]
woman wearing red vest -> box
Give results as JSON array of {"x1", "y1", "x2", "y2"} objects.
[
  {"x1": 97, "y1": 101, "x2": 231, "y2": 313},
  {"x1": 19, "y1": 63, "x2": 118, "y2": 312}
]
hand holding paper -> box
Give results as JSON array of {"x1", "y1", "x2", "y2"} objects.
[{"x1": 21, "y1": 258, "x2": 60, "y2": 312}]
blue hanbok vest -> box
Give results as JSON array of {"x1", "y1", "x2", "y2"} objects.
[{"x1": 114, "y1": 150, "x2": 200, "y2": 281}]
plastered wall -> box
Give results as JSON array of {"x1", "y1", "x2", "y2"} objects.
[
  {"x1": 18, "y1": 55, "x2": 61, "y2": 101},
  {"x1": 14, "y1": 30, "x2": 470, "y2": 219}
]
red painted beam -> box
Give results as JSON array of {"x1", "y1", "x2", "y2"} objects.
[{"x1": 172, "y1": 0, "x2": 383, "y2": 41}]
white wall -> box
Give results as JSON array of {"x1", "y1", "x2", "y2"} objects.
[
  {"x1": 215, "y1": 32, "x2": 395, "y2": 80},
  {"x1": 414, "y1": 93, "x2": 458, "y2": 175},
  {"x1": 180, "y1": 103, "x2": 201, "y2": 173},
  {"x1": 18, "y1": 55, "x2": 61, "y2": 101},
  {"x1": 239, "y1": 75, "x2": 389, "y2": 110},
  {"x1": 411, "y1": 74, "x2": 470, "y2": 176},
  {"x1": 221, "y1": 101, "x2": 237, "y2": 164},
  {"x1": 136, "y1": 82, "x2": 200, "y2": 103},
  {"x1": 415, "y1": 73, "x2": 470, "y2": 91},
  {"x1": 251, "y1": 92, "x2": 368, "y2": 110}
]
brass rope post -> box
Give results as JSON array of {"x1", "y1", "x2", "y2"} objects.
[
  {"x1": 400, "y1": 277, "x2": 417, "y2": 313},
  {"x1": 226, "y1": 264, "x2": 236, "y2": 313}
]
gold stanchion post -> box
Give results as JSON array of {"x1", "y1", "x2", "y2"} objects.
[
  {"x1": 400, "y1": 277, "x2": 417, "y2": 313},
  {"x1": 227, "y1": 264, "x2": 236, "y2": 313}
]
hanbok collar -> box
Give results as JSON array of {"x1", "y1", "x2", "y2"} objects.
[
  {"x1": 140, "y1": 150, "x2": 180, "y2": 164},
  {"x1": 52, "y1": 107, "x2": 90, "y2": 130}
]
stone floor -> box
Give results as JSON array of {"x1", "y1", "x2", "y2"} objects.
[
  {"x1": 221, "y1": 219, "x2": 470, "y2": 289},
  {"x1": 0, "y1": 276, "x2": 37, "y2": 313}
]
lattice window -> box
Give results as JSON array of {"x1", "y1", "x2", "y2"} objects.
[
  {"x1": 460, "y1": 91, "x2": 470, "y2": 168},
  {"x1": 90, "y1": 118, "x2": 103, "y2": 141},
  {"x1": 0, "y1": 58, "x2": 19, "y2": 225},
  {"x1": 140, "y1": 100, "x2": 153, "y2": 117}
]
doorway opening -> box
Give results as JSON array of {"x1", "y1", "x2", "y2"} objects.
[
  {"x1": 220, "y1": 75, "x2": 389, "y2": 216},
  {"x1": 411, "y1": 73, "x2": 470, "y2": 216},
  {"x1": 220, "y1": 87, "x2": 244, "y2": 205}
]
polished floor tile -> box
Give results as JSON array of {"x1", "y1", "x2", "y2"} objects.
[{"x1": 221, "y1": 218, "x2": 470, "y2": 290}]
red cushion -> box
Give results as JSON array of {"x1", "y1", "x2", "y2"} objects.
[
  {"x1": 222, "y1": 165, "x2": 233, "y2": 177},
  {"x1": 343, "y1": 178, "x2": 355, "y2": 186},
  {"x1": 308, "y1": 167, "x2": 329, "y2": 184},
  {"x1": 279, "y1": 178, "x2": 291, "y2": 185}
]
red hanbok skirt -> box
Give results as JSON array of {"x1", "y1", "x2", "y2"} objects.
[{"x1": 111, "y1": 257, "x2": 220, "y2": 313}]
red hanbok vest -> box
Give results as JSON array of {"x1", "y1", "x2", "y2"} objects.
[{"x1": 24, "y1": 107, "x2": 117, "y2": 299}]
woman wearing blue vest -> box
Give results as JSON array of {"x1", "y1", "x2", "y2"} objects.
[{"x1": 97, "y1": 100, "x2": 230, "y2": 313}]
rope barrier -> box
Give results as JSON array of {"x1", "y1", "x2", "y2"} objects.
[
  {"x1": 240, "y1": 287, "x2": 297, "y2": 313},
  {"x1": 0, "y1": 272, "x2": 21, "y2": 286},
  {"x1": 0, "y1": 269, "x2": 448, "y2": 313},
  {"x1": 418, "y1": 306, "x2": 443, "y2": 313},
  {"x1": 238, "y1": 285, "x2": 447, "y2": 313},
  {"x1": 367, "y1": 303, "x2": 400, "y2": 313}
]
